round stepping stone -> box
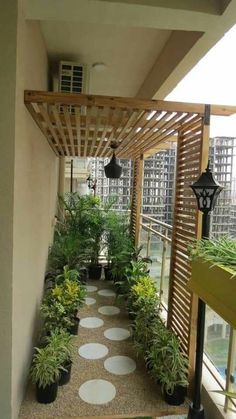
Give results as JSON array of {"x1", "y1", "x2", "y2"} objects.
[
  {"x1": 79, "y1": 379, "x2": 116, "y2": 404},
  {"x1": 78, "y1": 343, "x2": 108, "y2": 360},
  {"x1": 98, "y1": 306, "x2": 120, "y2": 316},
  {"x1": 98, "y1": 289, "x2": 116, "y2": 297},
  {"x1": 104, "y1": 327, "x2": 130, "y2": 341},
  {"x1": 104, "y1": 355, "x2": 136, "y2": 375},
  {"x1": 85, "y1": 297, "x2": 96, "y2": 306},
  {"x1": 80, "y1": 317, "x2": 104, "y2": 328},
  {"x1": 86, "y1": 285, "x2": 98, "y2": 292}
]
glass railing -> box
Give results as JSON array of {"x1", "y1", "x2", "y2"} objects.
[
  {"x1": 139, "y1": 214, "x2": 172, "y2": 310},
  {"x1": 139, "y1": 214, "x2": 236, "y2": 412}
]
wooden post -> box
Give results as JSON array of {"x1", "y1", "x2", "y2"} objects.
[
  {"x1": 58, "y1": 157, "x2": 65, "y2": 197},
  {"x1": 131, "y1": 156, "x2": 144, "y2": 247},
  {"x1": 58, "y1": 157, "x2": 65, "y2": 220},
  {"x1": 167, "y1": 105, "x2": 210, "y2": 393}
]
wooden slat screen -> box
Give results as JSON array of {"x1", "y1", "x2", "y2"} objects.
[
  {"x1": 168, "y1": 108, "x2": 210, "y2": 387},
  {"x1": 131, "y1": 157, "x2": 144, "y2": 245}
]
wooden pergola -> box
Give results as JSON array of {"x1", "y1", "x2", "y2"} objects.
[{"x1": 24, "y1": 90, "x2": 236, "y2": 388}]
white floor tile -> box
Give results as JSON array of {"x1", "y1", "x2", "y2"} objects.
[
  {"x1": 104, "y1": 355, "x2": 136, "y2": 375},
  {"x1": 79, "y1": 379, "x2": 116, "y2": 404},
  {"x1": 104, "y1": 327, "x2": 130, "y2": 341},
  {"x1": 80, "y1": 317, "x2": 104, "y2": 328},
  {"x1": 78, "y1": 343, "x2": 109, "y2": 359}
]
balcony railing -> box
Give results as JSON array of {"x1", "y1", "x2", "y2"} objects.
[
  {"x1": 139, "y1": 214, "x2": 172, "y2": 311},
  {"x1": 139, "y1": 213, "x2": 236, "y2": 413}
]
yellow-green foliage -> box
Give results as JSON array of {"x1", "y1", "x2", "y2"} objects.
[
  {"x1": 130, "y1": 276, "x2": 159, "y2": 313},
  {"x1": 52, "y1": 279, "x2": 86, "y2": 311},
  {"x1": 131, "y1": 276, "x2": 157, "y2": 300}
]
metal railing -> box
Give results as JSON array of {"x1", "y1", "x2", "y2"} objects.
[
  {"x1": 139, "y1": 213, "x2": 172, "y2": 307},
  {"x1": 139, "y1": 213, "x2": 236, "y2": 413}
]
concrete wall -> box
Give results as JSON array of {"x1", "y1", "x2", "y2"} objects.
[
  {"x1": 0, "y1": 1, "x2": 59, "y2": 418},
  {"x1": 11, "y1": 4, "x2": 59, "y2": 418},
  {"x1": 0, "y1": 1, "x2": 17, "y2": 418}
]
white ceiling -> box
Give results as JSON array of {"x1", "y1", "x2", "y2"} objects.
[
  {"x1": 41, "y1": 21, "x2": 170, "y2": 97},
  {"x1": 24, "y1": 0, "x2": 236, "y2": 99}
]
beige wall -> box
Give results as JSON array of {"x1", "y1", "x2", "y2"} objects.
[
  {"x1": 0, "y1": 1, "x2": 17, "y2": 418},
  {"x1": 0, "y1": 1, "x2": 58, "y2": 418},
  {"x1": 11, "y1": 4, "x2": 59, "y2": 418}
]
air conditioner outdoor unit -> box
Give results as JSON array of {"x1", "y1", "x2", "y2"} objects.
[{"x1": 59, "y1": 61, "x2": 89, "y2": 94}]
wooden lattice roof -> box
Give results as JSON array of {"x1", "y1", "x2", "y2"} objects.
[{"x1": 24, "y1": 90, "x2": 236, "y2": 159}]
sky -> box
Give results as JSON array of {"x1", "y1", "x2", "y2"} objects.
[{"x1": 165, "y1": 24, "x2": 236, "y2": 138}]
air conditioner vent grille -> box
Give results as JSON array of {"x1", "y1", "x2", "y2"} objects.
[{"x1": 59, "y1": 62, "x2": 88, "y2": 94}]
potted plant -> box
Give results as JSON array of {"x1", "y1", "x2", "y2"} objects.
[
  {"x1": 30, "y1": 345, "x2": 63, "y2": 403},
  {"x1": 40, "y1": 298, "x2": 75, "y2": 335},
  {"x1": 129, "y1": 275, "x2": 160, "y2": 318},
  {"x1": 55, "y1": 265, "x2": 80, "y2": 284},
  {"x1": 188, "y1": 237, "x2": 236, "y2": 328},
  {"x1": 42, "y1": 276, "x2": 86, "y2": 335},
  {"x1": 86, "y1": 207, "x2": 105, "y2": 279},
  {"x1": 48, "y1": 234, "x2": 85, "y2": 272},
  {"x1": 43, "y1": 330, "x2": 74, "y2": 386},
  {"x1": 52, "y1": 277, "x2": 86, "y2": 332},
  {"x1": 104, "y1": 210, "x2": 131, "y2": 281},
  {"x1": 148, "y1": 327, "x2": 188, "y2": 405},
  {"x1": 132, "y1": 310, "x2": 161, "y2": 361}
]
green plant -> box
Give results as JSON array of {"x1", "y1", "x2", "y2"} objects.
[
  {"x1": 213, "y1": 390, "x2": 236, "y2": 413},
  {"x1": 87, "y1": 207, "x2": 105, "y2": 266},
  {"x1": 43, "y1": 330, "x2": 74, "y2": 364},
  {"x1": 105, "y1": 210, "x2": 132, "y2": 267},
  {"x1": 40, "y1": 298, "x2": 74, "y2": 333},
  {"x1": 52, "y1": 278, "x2": 86, "y2": 315},
  {"x1": 57, "y1": 193, "x2": 100, "y2": 238},
  {"x1": 55, "y1": 265, "x2": 80, "y2": 284},
  {"x1": 148, "y1": 327, "x2": 189, "y2": 395},
  {"x1": 48, "y1": 234, "x2": 85, "y2": 271},
  {"x1": 30, "y1": 346, "x2": 63, "y2": 389},
  {"x1": 129, "y1": 275, "x2": 160, "y2": 315},
  {"x1": 132, "y1": 311, "x2": 161, "y2": 357},
  {"x1": 188, "y1": 236, "x2": 236, "y2": 274},
  {"x1": 128, "y1": 259, "x2": 150, "y2": 280},
  {"x1": 113, "y1": 256, "x2": 147, "y2": 297}
]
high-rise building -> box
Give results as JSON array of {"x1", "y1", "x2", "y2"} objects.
[
  {"x1": 90, "y1": 158, "x2": 133, "y2": 210},
  {"x1": 90, "y1": 146, "x2": 176, "y2": 221},
  {"x1": 143, "y1": 147, "x2": 176, "y2": 224},
  {"x1": 209, "y1": 137, "x2": 235, "y2": 237},
  {"x1": 70, "y1": 137, "x2": 235, "y2": 233}
]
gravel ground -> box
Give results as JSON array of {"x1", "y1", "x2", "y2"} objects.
[{"x1": 19, "y1": 279, "x2": 188, "y2": 419}]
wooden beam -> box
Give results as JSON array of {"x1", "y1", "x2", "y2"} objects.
[
  {"x1": 25, "y1": 103, "x2": 59, "y2": 156},
  {"x1": 24, "y1": 90, "x2": 236, "y2": 116}
]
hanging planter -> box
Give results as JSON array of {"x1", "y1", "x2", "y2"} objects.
[
  {"x1": 104, "y1": 143, "x2": 122, "y2": 179},
  {"x1": 188, "y1": 259, "x2": 236, "y2": 328}
]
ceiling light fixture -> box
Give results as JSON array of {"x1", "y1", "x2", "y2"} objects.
[{"x1": 92, "y1": 62, "x2": 107, "y2": 71}]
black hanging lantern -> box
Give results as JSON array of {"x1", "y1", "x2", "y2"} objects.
[
  {"x1": 190, "y1": 161, "x2": 223, "y2": 214},
  {"x1": 104, "y1": 144, "x2": 122, "y2": 179}
]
